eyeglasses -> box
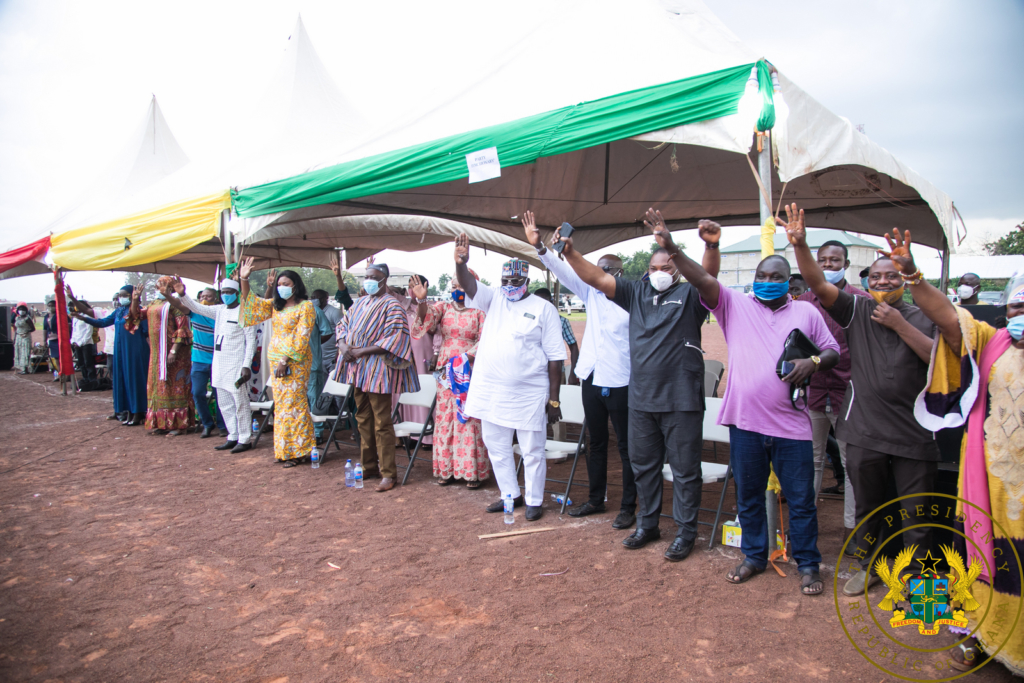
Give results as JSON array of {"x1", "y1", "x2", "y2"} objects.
[{"x1": 601, "y1": 266, "x2": 623, "y2": 275}]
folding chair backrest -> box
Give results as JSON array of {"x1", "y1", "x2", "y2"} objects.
[
  {"x1": 322, "y1": 377, "x2": 353, "y2": 400},
  {"x1": 397, "y1": 374, "x2": 437, "y2": 409},
  {"x1": 704, "y1": 359, "x2": 725, "y2": 381},
  {"x1": 557, "y1": 385, "x2": 585, "y2": 426},
  {"x1": 704, "y1": 370, "x2": 719, "y2": 398},
  {"x1": 703, "y1": 397, "x2": 730, "y2": 444}
]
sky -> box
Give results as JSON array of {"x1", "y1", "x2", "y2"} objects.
[{"x1": 1, "y1": 0, "x2": 1022, "y2": 302}]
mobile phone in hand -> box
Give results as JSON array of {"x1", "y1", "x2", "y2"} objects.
[{"x1": 550, "y1": 222, "x2": 575, "y2": 254}]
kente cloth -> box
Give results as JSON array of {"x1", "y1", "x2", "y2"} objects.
[
  {"x1": 502, "y1": 259, "x2": 529, "y2": 278},
  {"x1": 130, "y1": 301, "x2": 195, "y2": 430},
  {"x1": 447, "y1": 353, "x2": 473, "y2": 424}
]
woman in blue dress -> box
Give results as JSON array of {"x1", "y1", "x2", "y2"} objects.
[{"x1": 72, "y1": 285, "x2": 150, "y2": 426}]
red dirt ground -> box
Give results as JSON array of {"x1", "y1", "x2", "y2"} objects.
[{"x1": 0, "y1": 322, "x2": 1015, "y2": 682}]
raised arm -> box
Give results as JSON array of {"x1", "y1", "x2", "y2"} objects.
[
  {"x1": 536, "y1": 216, "x2": 617, "y2": 299},
  {"x1": 158, "y1": 277, "x2": 190, "y2": 316},
  {"x1": 879, "y1": 228, "x2": 960, "y2": 351},
  {"x1": 644, "y1": 208, "x2": 721, "y2": 309},
  {"x1": 331, "y1": 254, "x2": 354, "y2": 309},
  {"x1": 453, "y1": 234, "x2": 477, "y2": 300},
  {"x1": 699, "y1": 220, "x2": 722, "y2": 279},
  {"x1": 782, "y1": 203, "x2": 839, "y2": 309}
]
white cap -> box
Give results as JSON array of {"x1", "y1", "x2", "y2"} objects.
[{"x1": 220, "y1": 279, "x2": 240, "y2": 291}]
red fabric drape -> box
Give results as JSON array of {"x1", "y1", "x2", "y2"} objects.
[
  {"x1": 53, "y1": 270, "x2": 75, "y2": 377},
  {"x1": 0, "y1": 236, "x2": 50, "y2": 275}
]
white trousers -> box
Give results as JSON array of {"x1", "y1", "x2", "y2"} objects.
[
  {"x1": 810, "y1": 409, "x2": 855, "y2": 528},
  {"x1": 480, "y1": 420, "x2": 547, "y2": 506},
  {"x1": 217, "y1": 386, "x2": 252, "y2": 444}
]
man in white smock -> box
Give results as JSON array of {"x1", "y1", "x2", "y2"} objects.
[
  {"x1": 453, "y1": 234, "x2": 566, "y2": 522},
  {"x1": 163, "y1": 276, "x2": 258, "y2": 453}
]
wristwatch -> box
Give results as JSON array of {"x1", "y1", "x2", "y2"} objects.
[
  {"x1": 548, "y1": 400, "x2": 560, "y2": 408},
  {"x1": 705, "y1": 242, "x2": 720, "y2": 249},
  {"x1": 810, "y1": 355, "x2": 821, "y2": 370}
]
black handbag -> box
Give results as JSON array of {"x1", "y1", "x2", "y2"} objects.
[{"x1": 776, "y1": 329, "x2": 821, "y2": 410}]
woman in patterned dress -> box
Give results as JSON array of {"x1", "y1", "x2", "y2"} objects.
[
  {"x1": 128, "y1": 278, "x2": 195, "y2": 435},
  {"x1": 238, "y1": 259, "x2": 317, "y2": 467},
  {"x1": 409, "y1": 273, "x2": 489, "y2": 488},
  {"x1": 886, "y1": 230, "x2": 1024, "y2": 676},
  {"x1": 13, "y1": 303, "x2": 34, "y2": 374}
]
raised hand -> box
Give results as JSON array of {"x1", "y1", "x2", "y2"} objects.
[
  {"x1": 330, "y1": 253, "x2": 341, "y2": 276},
  {"x1": 238, "y1": 257, "x2": 256, "y2": 280},
  {"x1": 454, "y1": 233, "x2": 470, "y2": 265},
  {"x1": 64, "y1": 284, "x2": 78, "y2": 301},
  {"x1": 552, "y1": 224, "x2": 574, "y2": 256},
  {"x1": 643, "y1": 208, "x2": 677, "y2": 253},
  {"x1": 266, "y1": 268, "x2": 277, "y2": 291},
  {"x1": 408, "y1": 274, "x2": 428, "y2": 300},
  {"x1": 879, "y1": 228, "x2": 916, "y2": 275},
  {"x1": 779, "y1": 203, "x2": 807, "y2": 247},
  {"x1": 170, "y1": 275, "x2": 186, "y2": 296},
  {"x1": 131, "y1": 287, "x2": 141, "y2": 303},
  {"x1": 522, "y1": 210, "x2": 542, "y2": 249},
  {"x1": 156, "y1": 278, "x2": 174, "y2": 298},
  {"x1": 697, "y1": 219, "x2": 721, "y2": 245}
]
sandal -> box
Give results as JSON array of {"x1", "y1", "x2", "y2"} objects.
[
  {"x1": 466, "y1": 480, "x2": 482, "y2": 489},
  {"x1": 726, "y1": 560, "x2": 765, "y2": 584},
  {"x1": 800, "y1": 569, "x2": 824, "y2": 596},
  {"x1": 949, "y1": 638, "x2": 983, "y2": 672},
  {"x1": 436, "y1": 477, "x2": 455, "y2": 486},
  {"x1": 282, "y1": 457, "x2": 310, "y2": 468},
  {"x1": 147, "y1": 429, "x2": 168, "y2": 436}
]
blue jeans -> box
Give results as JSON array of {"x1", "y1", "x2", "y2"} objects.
[
  {"x1": 729, "y1": 426, "x2": 820, "y2": 572},
  {"x1": 191, "y1": 363, "x2": 226, "y2": 430},
  {"x1": 308, "y1": 367, "x2": 328, "y2": 437}
]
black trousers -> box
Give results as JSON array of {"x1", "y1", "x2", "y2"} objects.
[
  {"x1": 629, "y1": 408, "x2": 703, "y2": 540},
  {"x1": 581, "y1": 376, "x2": 635, "y2": 511},
  {"x1": 75, "y1": 343, "x2": 97, "y2": 383},
  {"x1": 846, "y1": 444, "x2": 937, "y2": 570}
]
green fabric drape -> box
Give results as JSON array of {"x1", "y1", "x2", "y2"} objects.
[{"x1": 233, "y1": 61, "x2": 775, "y2": 218}]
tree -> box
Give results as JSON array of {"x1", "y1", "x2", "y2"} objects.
[
  {"x1": 125, "y1": 272, "x2": 160, "y2": 300},
  {"x1": 617, "y1": 242, "x2": 659, "y2": 281},
  {"x1": 437, "y1": 273, "x2": 451, "y2": 292},
  {"x1": 986, "y1": 222, "x2": 1024, "y2": 255}
]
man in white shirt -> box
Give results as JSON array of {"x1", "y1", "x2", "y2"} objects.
[
  {"x1": 162, "y1": 276, "x2": 258, "y2": 453},
  {"x1": 523, "y1": 213, "x2": 637, "y2": 528},
  {"x1": 455, "y1": 234, "x2": 566, "y2": 521},
  {"x1": 69, "y1": 299, "x2": 98, "y2": 387}
]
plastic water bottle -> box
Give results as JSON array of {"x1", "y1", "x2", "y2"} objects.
[
  {"x1": 503, "y1": 493, "x2": 514, "y2": 525},
  {"x1": 354, "y1": 463, "x2": 364, "y2": 489},
  {"x1": 311, "y1": 446, "x2": 320, "y2": 469},
  {"x1": 252, "y1": 418, "x2": 259, "y2": 434},
  {"x1": 344, "y1": 460, "x2": 355, "y2": 487},
  {"x1": 551, "y1": 493, "x2": 572, "y2": 506}
]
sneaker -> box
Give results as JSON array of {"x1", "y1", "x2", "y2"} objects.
[{"x1": 842, "y1": 568, "x2": 881, "y2": 596}]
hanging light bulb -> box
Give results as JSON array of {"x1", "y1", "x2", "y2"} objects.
[{"x1": 736, "y1": 65, "x2": 761, "y2": 135}]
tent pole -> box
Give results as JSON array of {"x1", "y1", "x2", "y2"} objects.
[
  {"x1": 221, "y1": 210, "x2": 232, "y2": 265},
  {"x1": 939, "y1": 237, "x2": 950, "y2": 293},
  {"x1": 759, "y1": 131, "x2": 780, "y2": 554}
]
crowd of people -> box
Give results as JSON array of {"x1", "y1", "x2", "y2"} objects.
[{"x1": 19, "y1": 201, "x2": 1021, "y2": 675}]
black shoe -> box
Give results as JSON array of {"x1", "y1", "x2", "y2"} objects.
[
  {"x1": 214, "y1": 441, "x2": 238, "y2": 451},
  {"x1": 200, "y1": 426, "x2": 214, "y2": 439},
  {"x1": 230, "y1": 442, "x2": 253, "y2": 454},
  {"x1": 612, "y1": 511, "x2": 636, "y2": 529},
  {"x1": 664, "y1": 536, "x2": 695, "y2": 562},
  {"x1": 820, "y1": 484, "x2": 845, "y2": 500},
  {"x1": 218, "y1": 429, "x2": 229, "y2": 437},
  {"x1": 525, "y1": 506, "x2": 544, "y2": 522},
  {"x1": 486, "y1": 496, "x2": 524, "y2": 513},
  {"x1": 568, "y1": 501, "x2": 606, "y2": 517},
  {"x1": 622, "y1": 527, "x2": 661, "y2": 549}
]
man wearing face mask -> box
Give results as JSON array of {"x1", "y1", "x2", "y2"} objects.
[
  {"x1": 551, "y1": 209, "x2": 726, "y2": 562},
  {"x1": 163, "y1": 277, "x2": 257, "y2": 452},
  {"x1": 796, "y1": 240, "x2": 869, "y2": 550},
  {"x1": 454, "y1": 234, "x2": 566, "y2": 521},
  {"x1": 955, "y1": 273, "x2": 983, "y2": 305},
  {"x1": 785, "y1": 203, "x2": 939, "y2": 598},
  {"x1": 335, "y1": 262, "x2": 419, "y2": 492},
  {"x1": 309, "y1": 289, "x2": 340, "y2": 444}
]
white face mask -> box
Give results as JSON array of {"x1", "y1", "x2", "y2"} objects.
[
  {"x1": 823, "y1": 268, "x2": 846, "y2": 284},
  {"x1": 648, "y1": 270, "x2": 676, "y2": 292},
  {"x1": 957, "y1": 285, "x2": 976, "y2": 300}
]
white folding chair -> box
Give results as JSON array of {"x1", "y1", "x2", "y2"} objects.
[
  {"x1": 513, "y1": 384, "x2": 586, "y2": 513},
  {"x1": 311, "y1": 377, "x2": 356, "y2": 464},
  {"x1": 704, "y1": 370, "x2": 720, "y2": 398},
  {"x1": 250, "y1": 387, "x2": 274, "y2": 449},
  {"x1": 393, "y1": 374, "x2": 438, "y2": 485},
  {"x1": 661, "y1": 397, "x2": 733, "y2": 549}
]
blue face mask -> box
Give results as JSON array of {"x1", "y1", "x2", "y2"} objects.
[
  {"x1": 1007, "y1": 315, "x2": 1024, "y2": 341},
  {"x1": 221, "y1": 293, "x2": 238, "y2": 306},
  {"x1": 861, "y1": 277, "x2": 870, "y2": 290},
  {"x1": 155, "y1": 293, "x2": 166, "y2": 300},
  {"x1": 752, "y1": 281, "x2": 790, "y2": 301},
  {"x1": 119, "y1": 297, "x2": 131, "y2": 307},
  {"x1": 823, "y1": 268, "x2": 846, "y2": 285},
  {"x1": 362, "y1": 279, "x2": 380, "y2": 295},
  {"x1": 277, "y1": 285, "x2": 293, "y2": 300},
  {"x1": 451, "y1": 289, "x2": 465, "y2": 303}
]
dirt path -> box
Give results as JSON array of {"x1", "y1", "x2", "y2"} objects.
[{"x1": 0, "y1": 369, "x2": 1013, "y2": 682}]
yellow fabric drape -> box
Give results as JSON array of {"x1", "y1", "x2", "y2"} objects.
[{"x1": 50, "y1": 190, "x2": 231, "y2": 271}]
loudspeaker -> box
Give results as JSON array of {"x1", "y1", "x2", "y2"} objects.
[
  {"x1": 0, "y1": 305, "x2": 10, "y2": 343},
  {"x1": 0, "y1": 341, "x2": 13, "y2": 371}
]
